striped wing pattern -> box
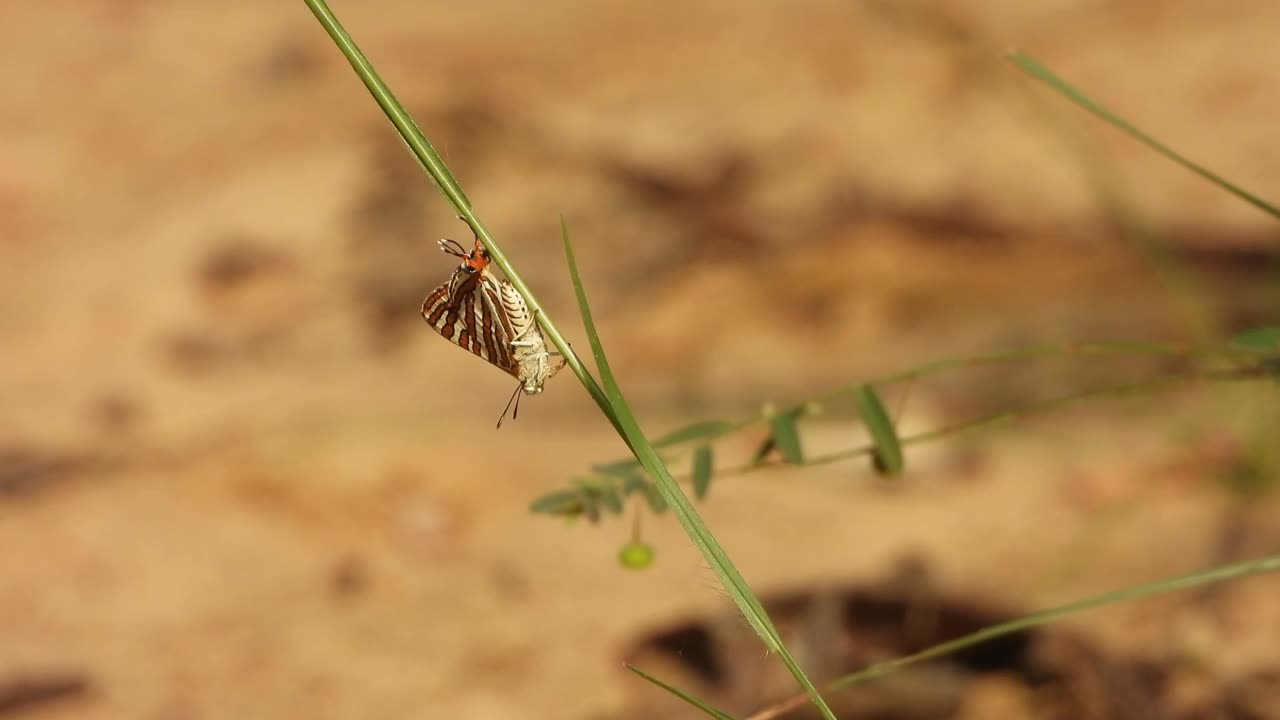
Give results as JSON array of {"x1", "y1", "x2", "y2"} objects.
[
  {"x1": 421, "y1": 263, "x2": 519, "y2": 376},
  {"x1": 422, "y1": 233, "x2": 563, "y2": 395},
  {"x1": 497, "y1": 279, "x2": 558, "y2": 393}
]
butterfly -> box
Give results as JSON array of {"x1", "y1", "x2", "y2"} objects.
[{"x1": 421, "y1": 233, "x2": 562, "y2": 425}]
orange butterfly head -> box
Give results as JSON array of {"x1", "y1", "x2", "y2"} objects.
[{"x1": 437, "y1": 237, "x2": 491, "y2": 275}]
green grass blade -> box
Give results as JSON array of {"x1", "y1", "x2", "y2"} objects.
[
  {"x1": 830, "y1": 553, "x2": 1280, "y2": 690},
  {"x1": 1008, "y1": 51, "x2": 1280, "y2": 222},
  {"x1": 560, "y1": 220, "x2": 837, "y2": 720},
  {"x1": 625, "y1": 665, "x2": 737, "y2": 720},
  {"x1": 854, "y1": 385, "x2": 903, "y2": 476},
  {"x1": 692, "y1": 445, "x2": 714, "y2": 500},
  {"x1": 302, "y1": 0, "x2": 470, "y2": 211}
]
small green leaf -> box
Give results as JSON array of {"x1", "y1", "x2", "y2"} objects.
[
  {"x1": 641, "y1": 481, "x2": 668, "y2": 513},
  {"x1": 855, "y1": 384, "x2": 904, "y2": 476},
  {"x1": 625, "y1": 664, "x2": 736, "y2": 719},
  {"x1": 768, "y1": 411, "x2": 805, "y2": 465},
  {"x1": 692, "y1": 446, "x2": 714, "y2": 500},
  {"x1": 529, "y1": 489, "x2": 585, "y2": 516},
  {"x1": 609, "y1": 463, "x2": 665, "y2": 513},
  {"x1": 593, "y1": 458, "x2": 644, "y2": 478},
  {"x1": 1231, "y1": 326, "x2": 1280, "y2": 352},
  {"x1": 653, "y1": 420, "x2": 734, "y2": 449},
  {"x1": 572, "y1": 477, "x2": 623, "y2": 518},
  {"x1": 618, "y1": 542, "x2": 656, "y2": 569},
  {"x1": 620, "y1": 473, "x2": 648, "y2": 494},
  {"x1": 597, "y1": 484, "x2": 624, "y2": 515}
]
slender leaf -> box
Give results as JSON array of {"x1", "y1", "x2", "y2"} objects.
[
  {"x1": 769, "y1": 411, "x2": 805, "y2": 465},
  {"x1": 653, "y1": 420, "x2": 735, "y2": 449},
  {"x1": 561, "y1": 220, "x2": 836, "y2": 719},
  {"x1": 597, "y1": 483, "x2": 624, "y2": 515},
  {"x1": 620, "y1": 472, "x2": 649, "y2": 495},
  {"x1": 570, "y1": 478, "x2": 614, "y2": 522},
  {"x1": 1008, "y1": 51, "x2": 1280, "y2": 221},
  {"x1": 855, "y1": 384, "x2": 904, "y2": 476},
  {"x1": 529, "y1": 489, "x2": 585, "y2": 517},
  {"x1": 625, "y1": 664, "x2": 737, "y2": 719},
  {"x1": 615, "y1": 469, "x2": 660, "y2": 510},
  {"x1": 692, "y1": 446, "x2": 714, "y2": 500},
  {"x1": 593, "y1": 458, "x2": 645, "y2": 479}
]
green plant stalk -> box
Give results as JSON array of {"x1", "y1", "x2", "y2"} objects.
[
  {"x1": 582, "y1": 346, "x2": 1259, "y2": 488},
  {"x1": 839, "y1": 553, "x2": 1280, "y2": 683},
  {"x1": 688, "y1": 366, "x2": 1252, "y2": 482},
  {"x1": 302, "y1": 0, "x2": 619, "y2": 435},
  {"x1": 625, "y1": 664, "x2": 737, "y2": 720},
  {"x1": 1023, "y1": 65, "x2": 1222, "y2": 344},
  {"x1": 1008, "y1": 51, "x2": 1280, "y2": 222},
  {"x1": 561, "y1": 221, "x2": 837, "y2": 719},
  {"x1": 593, "y1": 340, "x2": 1217, "y2": 462},
  {"x1": 750, "y1": 552, "x2": 1280, "y2": 720}
]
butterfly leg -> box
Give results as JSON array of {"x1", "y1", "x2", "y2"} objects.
[{"x1": 548, "y1": 356, "x2": 568, "y2": 378}]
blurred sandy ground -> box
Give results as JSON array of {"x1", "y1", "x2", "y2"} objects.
[{"x1": 1, "y1": 1, "x2": 1279, "y2": 718}]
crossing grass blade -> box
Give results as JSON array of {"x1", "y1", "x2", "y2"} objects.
[
  {"x1": 560, "y1": 219, "x2": 837, "y2": 720},
  {"x1": 1007, "y1": 51, "x2": 1280, "y2": 221},
  {"x1": 752, "y1": 552, "x2": 1280, "y2": 717},
  {"x1": 830, "y1": 552, "x2": 1280, "y2": 690},
  {"x1": 855, "y1": 384, "x2": 903, "y2": 476},
  {"x1": 625, "y1": 665, "x2": 737, "y2": 720}
]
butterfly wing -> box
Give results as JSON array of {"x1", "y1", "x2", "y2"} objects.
[
  {"x1": 421, "y1": 267, "x2": 518, "y2": 376},
  {"x1": 497, "y1": 279, "x2": 560, "y2": 393}
]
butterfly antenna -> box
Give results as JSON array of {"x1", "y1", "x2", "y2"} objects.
[
  {"x1": 438, "y1": 238, "x2": 468, "y2": 259},
  {"x1": 496, "y1": 384, "x2": 521, "y2": 429}
]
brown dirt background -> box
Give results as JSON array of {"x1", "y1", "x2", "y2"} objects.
[{"x1": 2, "y1": 1, "x2": 1279, "y2": 718}]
